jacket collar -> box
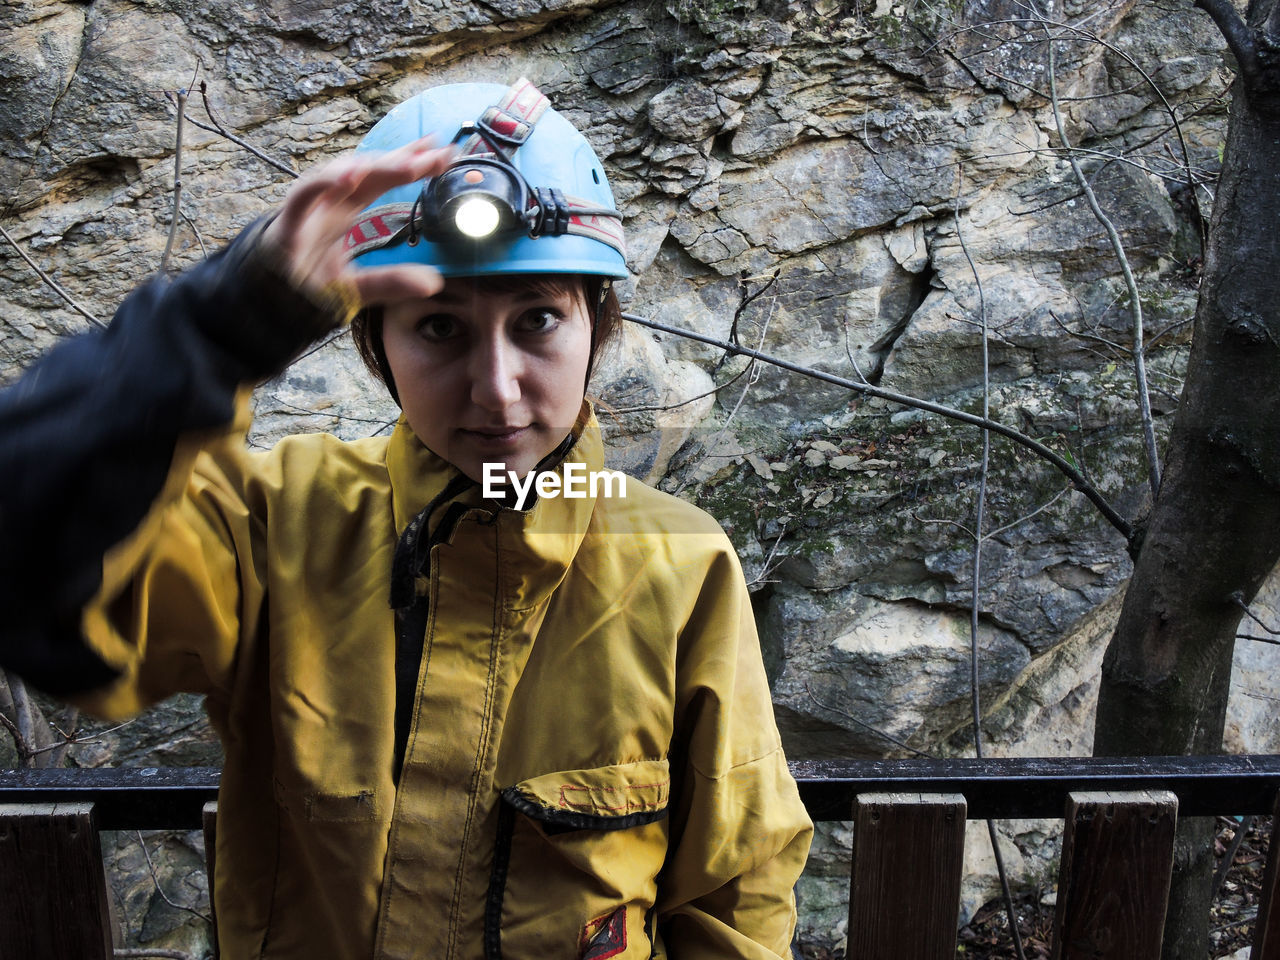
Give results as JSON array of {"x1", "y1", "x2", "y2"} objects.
[{"x1": 384, "y1": 401, "x2": 605, "y2": 607}]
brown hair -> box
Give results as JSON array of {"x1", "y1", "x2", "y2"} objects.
[{"x1": 350, "y1": 274, "x2": 622, "y2": 406}]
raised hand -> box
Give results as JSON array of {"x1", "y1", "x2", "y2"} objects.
[{"x1": 262, "y1": 137, "x2": 454, "y2": 309}]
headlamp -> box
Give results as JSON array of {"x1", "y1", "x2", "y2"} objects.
[
  {"x1": 411, "y1": 120, "x2": 619, "y2": 248},
  {"x1": 418, "y1": 155, "x2": 529, "y2": 243},
  {"x1": 453, "y1": 196, "x2": 502, "y2": 239}
]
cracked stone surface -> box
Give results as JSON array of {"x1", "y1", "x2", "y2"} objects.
[{"x1": 2, "y1": 0, "x2": 1275, "y2": 947}]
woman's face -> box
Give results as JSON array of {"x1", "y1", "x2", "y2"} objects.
[{"x1": 380, "y1": 277, "x2": 592, "y2": 482}]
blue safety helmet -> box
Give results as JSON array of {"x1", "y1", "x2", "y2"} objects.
[{"x1": 347, "y1": 79, "x2": 628, "y2": 280}]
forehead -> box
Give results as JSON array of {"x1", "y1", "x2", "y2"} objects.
[{"x1": 433, "y1": 274, "x2": 584, "y2": 303}]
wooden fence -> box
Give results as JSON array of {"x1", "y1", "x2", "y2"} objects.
[{"x1": 2, "y1": 754, "x2": 1279, "y2": 959}]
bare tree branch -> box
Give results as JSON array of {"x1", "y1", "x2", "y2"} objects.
[
  {"x1": 1041, "y1": 8, "x2": 1163, "y2": 497},
  {"x1": 955, "y1": 171, "x2": 1029, "y2": 960},
  {"x1": 1232, "y1": 591, "x2": 1280, "y2": 635},
  {"x1": 725, "y1": 269, "x2": 778, "y2": 352},
  {"x1": 672, "y1": 284, "x2": 777, "y2": 496},
  {"x1": 159, "y1": 84, "x2": 190, "y2": 274},
  {"x1": 745, "y1": 523, "x2": 790, "y2": 588},
  {"x1": 8, "y1": 670, "x2": 38, "y2": 759},
  {"x1": 134, "y1": 831, "x2": 214, "y2": 925},
  {"x1": 1194, "y1": 0, "x2": 1260, "y2": 81},
  {"x1": 803, "y1": 682, "x2": 934, "y2": 759},
  {"x1": 961, "y1": 11, "x2": 1214, "y2": 242},
  {"x1": 1237, "y1": 633, "x2": 1280, "y2": 645},
  {"x1": 0, "y1": 224, "x2": 106, "y2": 330},
  {"x1": 622, "y1": 311, "x2": 1135, "y2": 542},
  {"x1": 181, "y1": 210, "x2": 207, "y2": 260},
  {"x1": 198, "y1": 82, "x2": 299, "y2": 179}
]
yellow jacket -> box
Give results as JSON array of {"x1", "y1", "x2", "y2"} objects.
[{"x1": 77, "y1": 400, "x2": 813, "y2": 960}]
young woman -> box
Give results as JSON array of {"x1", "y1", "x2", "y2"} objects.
[{"x1": 0, "y1": 80, "x2": 811, "y2": 959}]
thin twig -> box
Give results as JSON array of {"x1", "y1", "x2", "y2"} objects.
[
  {"x1": 803, "y1": 683, "x2": 934, "y2": 759},
  {"x1": 746, "y1": 524, "x2": 791, "y2": 588},
  {"x1": 672, "y1": 288, "x2": 776, "y2": 496},
  {"x1": 289, "y1": 325, "x2": 349, "y2": 365},
  {"x1": 0, "y1": 224, "x2": 106, "y2": 329},
  {"x1": 134, "y1": 831, "x2": 214, "y2": 925},
  {"x1": 986, "y1": 487, "x2": 1069, "y2": 541},
  {"x1": 159, "y1": 82, "x2": 191, "y2": 274},
  {"x1": 725, "y1": 269, "x2": 779, "y2": 352},
  {"x1": 265, "y1": 394, "x2": 397, "y2": 427},
  {"x1": 113, "y1": 950, "x2": 198, "y2": 960},
  {"x1": 198, "y1": 82, "x2": 299, "y2": 178},
  {"x1": 181, "y1": 209, "x2": 208, "y2": 259},
  {"x1": 8, "y1": 671, "x2": 38, "y2": 763},
  {"x1": 1212, "y1": 815, "x2": 1255, "y2": 900},
  {"x1": 622, "y1": 311, "x2": 1134, "y2": 541},
  {"x1": 964, "y1": 11, "x2": 1213, "y2": 241},
  {"x1": 25, "y1": 715, "x2": 137, "y2": 760},
  {"x1": 0, "y1": 710, "x2": 27, "y2": 764},
  {"x1": 1232, "y1": 593, "x2": 1280, "y2": 635},
  {"x1": 1041, "y1": 7, "x2": 1161, "y2": 498},
  {"x1": 1237, "y1": 634, "x2": 1280, "y2": 646},
  {"x1": 608, "y1": 348, "x2": 762, "y2": 415},
  {"x1": 915, "y1": 513, "x2": 978, "y2": 541},
  {"x1": 957, "y1": 172, "x2": 1029, "y2": 960},
  {"x1": 955, "y1": 171, "x2": 993, "y2": 765}
]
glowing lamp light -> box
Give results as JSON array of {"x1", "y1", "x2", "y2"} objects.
[{"x1": 453, "y1": 196, "x2": 503, "y2": 239}]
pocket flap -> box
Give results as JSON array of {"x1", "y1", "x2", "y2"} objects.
[{"x1": 502, "y1": 758, "x2": 670, "y2": 831}]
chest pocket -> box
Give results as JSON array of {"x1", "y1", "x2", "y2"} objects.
[{"x1": 487, "y1": 758, "x2": 671, "y2": 960}]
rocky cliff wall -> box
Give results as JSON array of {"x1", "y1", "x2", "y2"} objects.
[{"x1": 3, "y1": 0, "x2": 1276, "y2": 953}]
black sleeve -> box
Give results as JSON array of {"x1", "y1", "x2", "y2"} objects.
[{"x1": 0, "y1": 222, "x2": 343, "y2": 696}]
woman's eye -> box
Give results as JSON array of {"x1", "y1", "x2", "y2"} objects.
[
  {"x1": 519, "y1": 309, "x2": 561, "y2": 333},
  {"x1": 417, "y1": 315, "x2": 458, "y2": 341}
]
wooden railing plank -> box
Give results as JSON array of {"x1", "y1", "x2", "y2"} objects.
[
  {"x1": 1251, "y1": 790, "x2": 1280, "y2": 960},
  {"x1": 1050, "y1": 790, "x2": 1177, "y2": 960},
  {"x1": 0, "y1": 802, "x2": 114, "y2": 960},
  {"x1": 847, "y1": 792, "x2": 966, "y2": 960}
]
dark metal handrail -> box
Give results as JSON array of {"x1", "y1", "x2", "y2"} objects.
[{"x1": 2, "y1": 754, "x2": 1278, "y2": 828}]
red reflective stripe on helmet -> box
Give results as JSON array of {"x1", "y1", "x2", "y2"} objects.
[
  {"x1": 489, "y1": 117, "x2": 520, "y2": 138},
  {"x1": 501, "y1": 78, "x2": 548, "y2": 125},
  {"x1": 345, "y1": 203, "x2": 415, "y2": 256},
  {"x1": 463, "y1": 78, "x2": 550, "y2": 155},
  {"x1": 566, "y1": 215, "x2": 626, "y2": 258}
]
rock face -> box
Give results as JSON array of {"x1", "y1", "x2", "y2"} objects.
[{"x1": 2, "y1": 0, "x2": 1275, "y2": 953}]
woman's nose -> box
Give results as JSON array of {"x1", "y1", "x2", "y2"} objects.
[{"x1": 469, "y1": 336, "x2": 522, "y2": 411}]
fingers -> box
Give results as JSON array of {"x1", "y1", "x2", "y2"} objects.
[
  {"x1": 341, "y1": 142, "x2": 455, "y2": 212},
  {"x1": 353, "y1": 264, "x2": 445, "y2": 306},
  {"x1": 312, "y1": 138, "x2": 451, "y2": 211},
  {"x1": 262, "y1": 136, "x2": 456, "y2": 303},
  {"x1": 273, "y1": 140, "x2": 450, "y2": 247}
]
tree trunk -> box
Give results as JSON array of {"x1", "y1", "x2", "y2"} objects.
[{"x1": 1093, "y1": 2, "x2": 1280, "y2": 957}]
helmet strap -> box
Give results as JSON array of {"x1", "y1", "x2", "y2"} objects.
[
  {"x1": 369, "y1": 311, "x2": 402, "y2": 407},
  {"x1": 585, "y1": 278, "x2": 611, "y2": 392}
]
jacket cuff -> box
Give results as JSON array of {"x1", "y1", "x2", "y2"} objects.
[{"x1": 184, "y1": 216, "x2": 359, "y2": 381}]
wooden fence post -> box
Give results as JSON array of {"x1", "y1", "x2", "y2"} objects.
[
  {"x1": 0, "y1": 802, "x2": 114, "y2": 960},
  {"x1": 203, "y1": 800, "x2": 219, "y2": 959},
  {"x1": 1050, "y1": 790, "x2": 1177, "y2": 960},
  {"x1": 847, "y1": 792, "x2": 967, "y2": 960}
]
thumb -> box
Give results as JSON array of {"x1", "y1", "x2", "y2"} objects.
[{"x1": 352, "y1": 264, "x2": 445, "y2": 307}]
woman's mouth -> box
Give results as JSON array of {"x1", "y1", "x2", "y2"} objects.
[{"x1": 459, "y1": 425, "x2": 530, "y2": 447}]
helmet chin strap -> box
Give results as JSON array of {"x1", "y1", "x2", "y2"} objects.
[
  {"x1": 585, "y1": 278, "x2": 610, "y2": 393},
  {"x1": 369, "y1": 311, "x2": 402, "y2": 408}
]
